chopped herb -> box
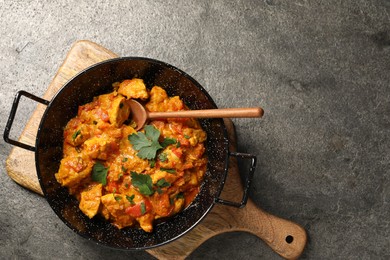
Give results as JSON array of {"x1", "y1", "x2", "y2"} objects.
[
  {"x1": 118, "y1": 173, "x2": 123, "y2": 179},
  {"x1": 156, "y1": 178, "x2": 171, "y2": 188},
  {"x1": 91, "y1": 162, "x2": 108, "y2": 185},
  {"x1": 156, "y1": 187, "x2": 163, "y2": 194},
  {"x1": 126, "y1": 194, "x2": 135, "y2": 205},
  {"x1": 122, "y1": 157, "x2": 128, "y2": 162},
  {"x1": 160, "y1": 168, "x2": 176, "y2": 174},
  {"x1": 161, "y1": 137, "x2": 177, "y2": 148},
  {"x1": 121, "y1": 165, "x2": 127, "y2": 172},
  {"x1": 128, "y1": 125, "x2": 163, "y2": 160},
  {"x1": 158, "y1": 152, "x2": 168, "y2": 162},
  {"x1": 72, "y1": 129, "x2": 81, "y2": 141},
  {"x1": 176, "y1": 193, "x2": 184, "y2": 199},
  {"x1": 184, "y1": 134, "x2": 190, "y2": 139},
  {"x1": 149, "y1": 159, "x2": 156, "y2": 168},
  {"x1": 114, "y1": 196, "x2": 122, "y2": 202},
  {"x1": 131, "y1": 171, "x2": 154, "y2": 196},
  {"x1": 124, "y1": 183, "x2": 129, "y2": 188},
  {"x1": 140, "y1": 202, "x2": 146, "y2": 215}
]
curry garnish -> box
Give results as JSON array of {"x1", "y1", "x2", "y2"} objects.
[{"x1": 92, "y1": 162, "x2": 108, "y2": 185}]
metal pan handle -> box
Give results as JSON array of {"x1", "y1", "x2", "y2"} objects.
[
  {"x1": 215, "y1": 151, "x2": 257, "y2": 208},
  {"x1": 3, "y1": 91, "x2": 49, "y2": 152}
]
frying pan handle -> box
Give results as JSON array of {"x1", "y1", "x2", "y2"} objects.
[
  {"x1": 215, "y1": 151, "x2": 256, "y2": 208},
  {"x1": 3, "y1": 91, "x2": 49, "y2": 152}
]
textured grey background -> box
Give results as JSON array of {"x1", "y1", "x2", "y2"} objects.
[{"x1": 1, "y1": 0, "x2": 389, "y2": 259}]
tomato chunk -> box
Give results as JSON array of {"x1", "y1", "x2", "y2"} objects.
[{"x1": 125, "y1": 199, "x2": 152, "y2": 218}]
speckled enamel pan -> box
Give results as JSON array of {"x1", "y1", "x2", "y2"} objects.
[{"x1": 4, "y1": 57, "x2": 256, "y2": 250}]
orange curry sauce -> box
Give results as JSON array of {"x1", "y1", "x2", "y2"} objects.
[{"x1": 55, "y1": 78, "x2": 207, "y2": 232}]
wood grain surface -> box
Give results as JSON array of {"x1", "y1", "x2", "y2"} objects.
[{"x1": 5, "y1": 40, "x2": 307, "y2": 259}]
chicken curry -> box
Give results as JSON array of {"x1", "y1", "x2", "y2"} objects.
[{"x1": 55, "y1": 78, "x2": 207, "y2": 232}]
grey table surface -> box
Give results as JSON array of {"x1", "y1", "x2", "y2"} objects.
[{"x1": 1, "y1": 0, "x2": 389, "y2": 259}]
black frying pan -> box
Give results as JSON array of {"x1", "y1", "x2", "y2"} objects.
[{"x1": 4, "y1": 57, "x2": 256, "y2": 250}]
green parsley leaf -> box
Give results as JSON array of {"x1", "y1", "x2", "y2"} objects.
[
  {"x1": 184, "y1": 134, "x2": 190, "y2": 139},
  {"x1": 156, "y1": 178, "x2": 171, "y2": 188},
  {"x1": 161, "y1": 137, "x2": 177, "y2": 148},
  {"x1": 131, "y1": 171, "x2": 154, "y2": 196},
  {"x1": 114, "y1": 196, "x2": 122, "y2": 202},
  {"x1": 122, "y1": 157, "x2": 128, "y2": 162},
  {"x1": 158, "y1": 152, "x2": 168, "y2": 162},
  {"x1": 121, "y1": 165, "x2": 127, "y2": 172},
  {"x1": 176, "y1": 193, "x2": 184, "y2": 199},
  {"x1": 72, "y1": 130, "x2": 81, "y2": 141},
  {"x1": 160, "y1": 168, "x2": 176, "y2": 174},
  {"x1": 128, "y1": 125, "x2": 163, "y2": 160},
  {"x1": 92, "y1": 162, "x2": 108, "y2": 185},
  {"x1": 136, "y1": 141, "x2": 162, "y2": 159},
  {"x1": 126, "y1": 194, "x2": 135, "y2": 205},
  {"x1": 140, "y1": 202, "x2": 146, "y2": 215},
  {"x1": 149, "y1": 159, "x2": 156, "y2": 168},
  {"x1": 144, "y1": 125, "x2": 160, "y2": 142},
  {"x1": 128, "y1": 132, "x2": 152, "y2": 150}
]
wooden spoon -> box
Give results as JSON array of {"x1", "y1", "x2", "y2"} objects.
[{"x1": 128, "y1": 99, "x2": 264, "y2": 130}]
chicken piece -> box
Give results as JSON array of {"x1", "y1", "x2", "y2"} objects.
[
  {"x1": 79, "y1": 184, "x2": 103, "y2": 218},
  {"x1": 108, "y1": 96, "x2": 131, "y2": 127},
  {"x1": 158, "y1": 147, "x2": 183, "y2": 169},
  {"x1": 145, "y1": 86, "x2": 168, "y2": 112},
  {"x1": 150, "y1": 193, "x2": 174, "y2": 218},
  {"x1": 83, "y1": 136, "x2": 118, "y2": 160},
  {"x1": 100, "y1": 194, "x2": 134, "y2": 229},
  {"x1": 137, "y1": 213, "x2": 154, "y2": 233},
  {"x1": 150, "y1": 170, "x2": 168, "y2": 184},
  {"x1": 118, "y1": 78, "x2": 149, "y2": 100},
  {"x1": 172, "y1": 196, "x2": 185, "y2": 215},
  {"x1": 183, "y1": 128, "x2": 207, "y2": 146},
  {"x1": 55, "y1": 156, "x2": 93, "y2": 188}
]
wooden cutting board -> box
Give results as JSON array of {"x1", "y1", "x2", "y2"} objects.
[{"x1": 5, "y1": 40, "x2": 307, "y2": 260}]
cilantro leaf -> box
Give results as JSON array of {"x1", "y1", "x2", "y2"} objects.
[
  {"x1": 128, "y1": 132, "x2": 152, "y2": 150},
  {"x1": 136, "y1": 141, "x2": 162, "y2": 160},
  {"x1": 176, "y1": 192, "x2": 184, "y2": 199},
  {"x1": 161, "y1": 137, "x2": 177, "y2": 148},
  {"x1": 72, "y1": 130, "x2": 81, "y2": 141},
  {"x1": 149, "y1": 159, "x2": 156, "y2": 168},
  {"x1": 140, "y1": 202, "x2": 146, "y2": 215},
  {"x1": 144, "y1": 125, "x2": 160, "y2": 142},
  {"x1": 126, "y1": 194, "x2": 135, "y2": 205},
  {"x1": 131, "y1": 171, "x2": 154, "y2": 196},
  {"x1": 160, "y1": 168, "x2": 176, "y2": 174},
  {"x1": 158, "y1": 152, "x2": 168, "y2": 162},
  {"x1": 92, "y1": 162, "x2": 108, "y2": 185},
  {"x1": 128, "y1": 125, "x2": 163, "y2": 160},
  {"x1": 156, "y1": 178, "x2": 171, "y2": 188}
]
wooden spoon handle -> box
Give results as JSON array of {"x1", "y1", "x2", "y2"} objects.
[{"x1": 148, "y1": 107, "x2": 264, "y2": 119}]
